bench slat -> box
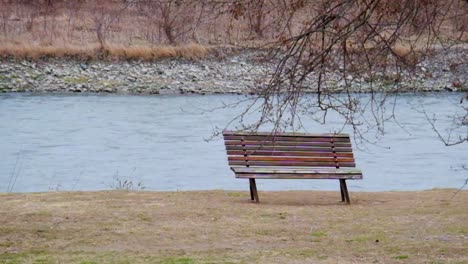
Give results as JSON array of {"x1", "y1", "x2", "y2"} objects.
[
  {"x1": 224, "y1": 136, "x2": 351, "y2": 143},
  {"x1": 228, "y1": 156, "x2": 354, "y2": 163},
  {"x1": 232, "y1": 167, "x2": 362, "y2": 179},
  {"x1": 235, "y1": 173, "x2": 362, "y2": 179},
  {"x1": 228, "y1": 161, "x2": 356, "y2": 167},
  {"x1": 233, "y1": 167, "x2": 362, "y2": 174},
  {"x1": 223, "y1": 131, "x2": 350, "y2": 138},
  {"x1": 225, "y1": 145, "x2": 353, "y2": 152},
  {"x1": 226, "y1": 150, "x2": 354, "y2": 157},
  {"x1": 224, "y1": 140, "x2": 351, "y2": 147}
]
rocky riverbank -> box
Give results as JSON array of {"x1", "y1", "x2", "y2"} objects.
[{"x1": 0, "y1": 47, "x2": 466, "y2": 95}]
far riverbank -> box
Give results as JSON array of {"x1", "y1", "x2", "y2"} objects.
[{"x1": 1, "y1": 47, "x2": 466, "y2": 95}]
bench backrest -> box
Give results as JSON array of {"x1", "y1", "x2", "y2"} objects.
[{"x1": 223, "y1": 131, "x2": 355, "y2": 168}]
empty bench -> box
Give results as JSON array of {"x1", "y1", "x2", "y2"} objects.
[{"x1": 223, "y1": 131, "x2": 363, "y2": 203}]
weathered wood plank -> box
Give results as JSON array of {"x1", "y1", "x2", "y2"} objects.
[
  {"x1": 232, "y1": 167, "x2": 362, "y2": 174},
  {"x1": 225, "y1": 145, "x2": 353, "y2": 152},
  {"x1": 228, "y1": 156, "x2": 354, "y2": 163},
  {"x1": 226, "y1": 150, "x2": 354, "y2": 157},
  {"x1": 223, "y1": 135, "x2": 351, "y2": 143},
  {"x1": 234, "y1": 174, "x2": 363, "y2": 179},
  {"x1": 223, "y1": 131, "x2": 350, "y2": 138},
  {"x1": 224, "y1": 140, "x2": 351, "y2": 147},
  {"x1": 228, "y1": 161, "x2": 356, "y2": 167}
]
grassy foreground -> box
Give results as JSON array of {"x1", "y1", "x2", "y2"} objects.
[{"x1": 0, "y1": 189, "x2": 467, "y2": 264}]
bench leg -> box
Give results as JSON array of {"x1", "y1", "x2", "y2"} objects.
[
  {"x1": 249, "y1": 178, "x2": 259, "y2": 203},
  {"x1": 340, "y1": 179, "x2": 350, "y2": 204},
  {"x1": 339, "y1": 181, "x2": 345, "y2": 202},
  {"x1": 249, "y1": 180, "x2": 254, "y2": 201}
]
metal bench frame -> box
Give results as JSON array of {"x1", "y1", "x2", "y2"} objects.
[{"x1": 223, "y1": 131, "x2": 363, "y2": 203}]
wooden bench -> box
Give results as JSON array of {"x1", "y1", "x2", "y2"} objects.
[{"x1": 223, "y1": 131, "x2": 363, "y2": 203}]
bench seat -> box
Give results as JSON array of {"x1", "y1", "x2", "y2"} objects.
[{"x1": 232, "y1": 167, "x2": 363, "y2": 179}]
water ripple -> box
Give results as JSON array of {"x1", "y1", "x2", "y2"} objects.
[{"x1": 0, "y1": 93, "x2": 466, "y2": 192}]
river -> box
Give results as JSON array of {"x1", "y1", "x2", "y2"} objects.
[{"x1": 0, "y1": 93, "x2": 466, "y2": 192}]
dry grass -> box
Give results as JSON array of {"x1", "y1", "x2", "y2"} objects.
[
  {"x1": 0, "y1": 0, "x2": 465, "y2": 61},
  {"x1": 0, "y1": 42, "x2": 210, "y2": 61},
  {"x1": 0, "y1": 43, "x2": 98, "y2": 60},
  {"x1": 391, "y1": 44, "x2": 424, "y2": 67},
  {"x1": 0, "y1": 189, "x2": 467, "y2": 263},
  {"x1": 0, "y1": 0, "x2": 275, "y2": 61}
]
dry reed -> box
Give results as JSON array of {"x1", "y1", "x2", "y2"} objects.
[{"x1": 0, "y1": 42, "x2": 211, "y2": 61}]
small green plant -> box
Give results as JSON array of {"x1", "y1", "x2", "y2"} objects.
[
  {"x1": 394, "y1": 255, "x2": 409, "y2": 260},
  {"x1": 0, "y1": 241, "x2": 14, "y2": 247},
  {"x1": 311, "y1": 231, "x2": 327, "y2": 237},
  {"x1": 34, "y1": 258, "x2": 52, "y2": 264},
  {"x1": 159, "y1": 257, "x2": 195, "y2": 264}
]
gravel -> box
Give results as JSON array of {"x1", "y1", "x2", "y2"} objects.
[{"x1": 0, "y1": 48, "x2": 466, "y2": 95}]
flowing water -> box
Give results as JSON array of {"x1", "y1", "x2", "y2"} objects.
[{"x1": 0, "y1": 93, "x2": 466, "y2": 192}]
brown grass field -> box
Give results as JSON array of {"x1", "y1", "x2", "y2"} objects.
[
  {"x1": 0, "y1": 0, "x2": 466, "y2": 60},
  {"x1": 0, "y1": 189, "x2": 467, "y2": 264}
]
